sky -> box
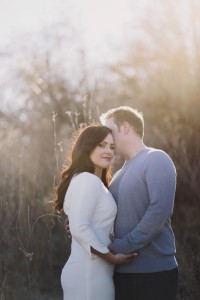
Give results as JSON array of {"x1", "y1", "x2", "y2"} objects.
[
  {"x1": 0, "y1": 0, "x2": 150, "y2": 110},
  {"x1": 1, "y1": 0, "x2": 193, "y2": 111},
  {"x1": 0, "y1": 0, "x2": 67, "y2": 44},
  {"x1": 0, "y1": 0, "x2": 145, "y2": 50}
]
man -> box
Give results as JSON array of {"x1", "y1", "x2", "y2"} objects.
[{"x1": 100, "y1": 106, "x2": 178, "y2": 300}]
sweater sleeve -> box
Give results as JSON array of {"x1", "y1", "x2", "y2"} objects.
[
  {"x1": 64, "y1": 172, "x2": 109, "y2": 256},
  {"x1": 112, "y1": 151, "x2": 176, "y2": 254}
]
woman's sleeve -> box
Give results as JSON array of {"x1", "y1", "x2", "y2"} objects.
[{"x1": 65, "y1": 173, "x2": 109, "y2": 257}]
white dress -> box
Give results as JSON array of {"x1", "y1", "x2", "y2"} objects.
[{"x1": 61, "y1": 172, "x2": 117, "y2": 300}]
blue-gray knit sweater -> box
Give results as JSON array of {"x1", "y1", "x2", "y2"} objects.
[{"x1": 109, "y1": 147, "x2": 178, "y2": 273}]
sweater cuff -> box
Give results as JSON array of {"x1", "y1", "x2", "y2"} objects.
[{"x1": 111, "y1": 238, "x2": 130, "y2": 254}]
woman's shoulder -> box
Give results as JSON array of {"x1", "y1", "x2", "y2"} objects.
[
  {"x1": 69, "y1": 172, "x2": 103, "y2": 196},
  {"x1": 72, "y1": 172, "x2": 101, "y2": 184}
]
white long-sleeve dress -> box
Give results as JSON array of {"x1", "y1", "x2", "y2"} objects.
[{"x1": 61, "y1": 172, "x2": 117, "y2": 300}]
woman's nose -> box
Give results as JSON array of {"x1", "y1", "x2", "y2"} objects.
[{"x1": 106, "y1": 147, "x2": 113, "y2": 154}]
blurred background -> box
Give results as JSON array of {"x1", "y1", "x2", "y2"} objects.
[{"x1": 0, "y1": 0, "x2": 200, "y2": 299}]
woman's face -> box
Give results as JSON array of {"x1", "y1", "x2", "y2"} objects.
[{"x1": 90, "y1": 133, "x2": 115, "y2": 176}]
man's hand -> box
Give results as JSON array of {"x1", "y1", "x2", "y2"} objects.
[
  {"x1": 109, "y1": 234, "x2": 138, "y2": 258},
  {"x1": 109, "y1": 234, "x2": 116, "y2": 242},
  {"x1": 64, "y1": 216, "x2": 72, "y2": 240},
  {"x1": 108, "y1": 234, "x2": 116, "y2": 251},
  {"x1": 113, "y1": 253, "x2": 138, "y2": 264}
]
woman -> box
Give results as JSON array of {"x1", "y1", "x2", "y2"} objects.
[{"x1": 53, "y1": 125, "x2": 134, "y2": 300}]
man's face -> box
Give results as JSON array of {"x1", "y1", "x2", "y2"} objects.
[{"x1": 104, "y1": 118, "x2": 124, "y2": 155}]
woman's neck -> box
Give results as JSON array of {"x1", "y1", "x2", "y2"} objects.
[{"x1": 94, "y1": 168, "x2": 102, "y2": 179}]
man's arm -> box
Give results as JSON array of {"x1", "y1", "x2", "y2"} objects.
[{"x1": 110, "y1": 151, "x2": 176, "y2": 254}]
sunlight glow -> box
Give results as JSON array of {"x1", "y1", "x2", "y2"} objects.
[{"x1": 0, "y1": 0, "x2": 145, "y2": 49}]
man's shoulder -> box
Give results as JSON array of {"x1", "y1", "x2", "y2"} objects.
[
  {"x1": 146, "y1": 147, "x2": 172, "y2": 160},
  {"x1": 145, "y1": 148, "x2": 176, "y2": 171}
]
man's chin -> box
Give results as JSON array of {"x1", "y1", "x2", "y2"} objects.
[{"x1": 114, "y1": 151, "x2": 121, "y2": 156}]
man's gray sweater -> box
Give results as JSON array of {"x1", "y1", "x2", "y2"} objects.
[{"x1": 109, "y1": 147, "x2": 178, "y2": 273}]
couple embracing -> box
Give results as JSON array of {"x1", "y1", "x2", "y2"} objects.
[{"x1": 52, "y1": 106, "x2": 178, "y2": 300}]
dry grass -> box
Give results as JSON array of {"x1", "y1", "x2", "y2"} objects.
[{"x1": 1, "y1": 105, "x2": 200, "y2": 300}]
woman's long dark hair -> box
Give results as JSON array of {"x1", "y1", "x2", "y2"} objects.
[{"x1": 53, "y1": 125, "x2": 112, "y2": 212}]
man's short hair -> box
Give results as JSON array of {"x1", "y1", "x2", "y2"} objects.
[{"x1": 100, "y1": 106, "x2": 144, "y2": 138}]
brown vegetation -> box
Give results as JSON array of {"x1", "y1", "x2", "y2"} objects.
[{"x1": 1, "y1": 1, "x2": 200, "y2": 299}]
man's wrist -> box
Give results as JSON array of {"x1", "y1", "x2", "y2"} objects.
[{"x1": 108, "y1": 239, "x2": 121, "y2": 254}]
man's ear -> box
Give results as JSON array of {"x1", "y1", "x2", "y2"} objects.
[{"x1": 123, "y1": 122, "x2": 130, "y2": 135}]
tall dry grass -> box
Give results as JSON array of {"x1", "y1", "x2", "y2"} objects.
[
  {"x1": 0, "y1": 118, "x2": 68, "y2": 300},
  {"x1": 1, "y1": 0, "x2": 200, "y2": 297},
  {"x1": 1, "y1": 92, "x2": 200, "y2": 299}
]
